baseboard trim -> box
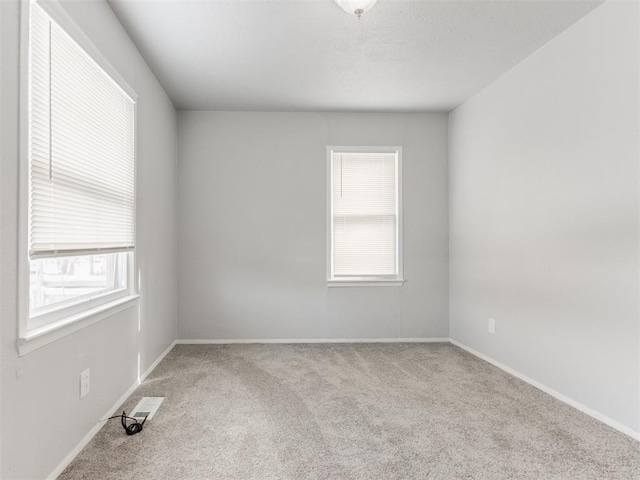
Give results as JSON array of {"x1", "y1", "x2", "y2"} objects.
[
  {"x1": 46, "y1": 340, "x2": 177, "y2": 480},
  {"x1": 176, "y1": 337, "x2": 451, "y2": 344},
  {"x1": 139, "y1": 340, "x2": 176, "y2": 381},
  {"x1": 450, "y1": 339, "x2": 640, "y2": 442}
]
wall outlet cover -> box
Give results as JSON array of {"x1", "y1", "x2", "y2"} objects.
[
  {"x1": 80, "y1": 369, "x2": 90, "y2": 398},
  {"x1": 488, "y1": 318, "x2": 496, "y2": 335}
]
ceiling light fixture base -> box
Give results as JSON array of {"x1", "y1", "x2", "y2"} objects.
[{"x1": 334, "y1": 0, "x2": 378, "y2": 18}]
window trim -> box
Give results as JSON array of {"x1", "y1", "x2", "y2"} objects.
[
  {"x1": 17, "y1": 0, "x2": 139, "y2": 355},
  {"x1": 326, "y1": 146, "x2": 404, "y2": 287}
]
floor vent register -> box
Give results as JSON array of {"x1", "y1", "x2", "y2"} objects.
[{"x1": 131, "y1": 397, "x2": 165, "y2": 420}]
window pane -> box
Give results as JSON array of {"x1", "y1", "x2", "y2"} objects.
[{"x1": 29, "y1": 252, "x2": 127, "y2": 314}]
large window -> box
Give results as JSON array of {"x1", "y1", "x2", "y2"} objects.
[
  {"x1": 21, "y1": 1, "x2": 137, "y2": 344},
  {"x1": 327, "y1": 147, "x2": 403, "y2": 286}
]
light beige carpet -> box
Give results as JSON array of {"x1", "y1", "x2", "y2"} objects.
[{"x1": 60, "y1": 343, "x2": 639, "y2": 479}]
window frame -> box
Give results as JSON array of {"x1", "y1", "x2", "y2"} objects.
[
  {"x1": 326, "y1": 145, "x2": 404, "y2": 287},
  {"x1": 17, "y1": 0, "x2": 139, "y2": 356}
]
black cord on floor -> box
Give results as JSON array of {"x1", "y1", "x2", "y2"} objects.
[{"x1": 107, "y1": 411, "x2": 147, "y2": 436}]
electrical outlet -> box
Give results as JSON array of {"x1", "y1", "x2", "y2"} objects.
[
  {"x1": 80, "y1": 369, "x2": 90, "y2": 398},
  {"x1": 488, "y1": 318, "x2": 496, "y2": 335}
]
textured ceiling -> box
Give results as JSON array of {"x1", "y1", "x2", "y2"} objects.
[{"x1": 108, "y1": 0, "x2": 603, "y2": 112}]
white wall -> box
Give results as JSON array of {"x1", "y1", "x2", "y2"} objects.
[
  {"x1": 178, "y1": 112, "x2": 449, "y2": 340},
  {"x1": 449, "y1": 0, "x2": 639, "y2": 434},
  {"x1": 0, "y1": 1, "x2": 178, "y2": 478}
]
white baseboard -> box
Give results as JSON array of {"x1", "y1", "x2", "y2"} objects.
[
  {"x1": 47, "y1": 340, "x2": 177, "y2": 480},
  {"x1": 450, "y1": 339, "x2": 640, "y2": 442},
  {"x1": 139, "y1": 340, "x2": 176, "y2": 381},
  {"x1": 176, "y1": 337, "x2": 451, "y2": 344}
]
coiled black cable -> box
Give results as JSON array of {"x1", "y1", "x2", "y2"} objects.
[{"x1": 107, "y1": 411, "x2": 147, "y2": 436}]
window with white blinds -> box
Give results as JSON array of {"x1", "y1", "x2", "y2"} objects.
[
  {"x1": 20, "y1": 1, "x2": 137, "y2": 342},
  {"x1": 29, "y1": 3, "x2": 135, "y2": 259},
  {"x1": 328, "y1": 148, "x2": 403, "y2": 285}
]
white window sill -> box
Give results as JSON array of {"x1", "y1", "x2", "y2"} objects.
[
  {"x1": 17, "y1": 294, "x2": 140, "y2": 356},
  {"x1": 327, "y1": 278, "x2": 405, "y2": 287}
]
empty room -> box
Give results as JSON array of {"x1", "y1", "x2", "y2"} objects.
[{"x1": 1, "y1": 0, "x2": 639, "y2": 478}]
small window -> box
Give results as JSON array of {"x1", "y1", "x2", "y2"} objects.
[
  {"x1": 22, "y1": 1, "x2": 136, "y2": 339},
  {"x1": 327, "y1": 147, "x2": 404, "y2": 286}
]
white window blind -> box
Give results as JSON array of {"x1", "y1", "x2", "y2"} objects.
[
  {"x1": 29, "y1": 3, "x2": 135, "y2": 259},
  {"x1": 330, "y1": 150, "x2": 399, "y2": 277}
]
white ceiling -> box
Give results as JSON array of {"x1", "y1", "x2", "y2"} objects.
[{"x1": 108, "y1": 0, "x2": 603, "y2": 112}]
